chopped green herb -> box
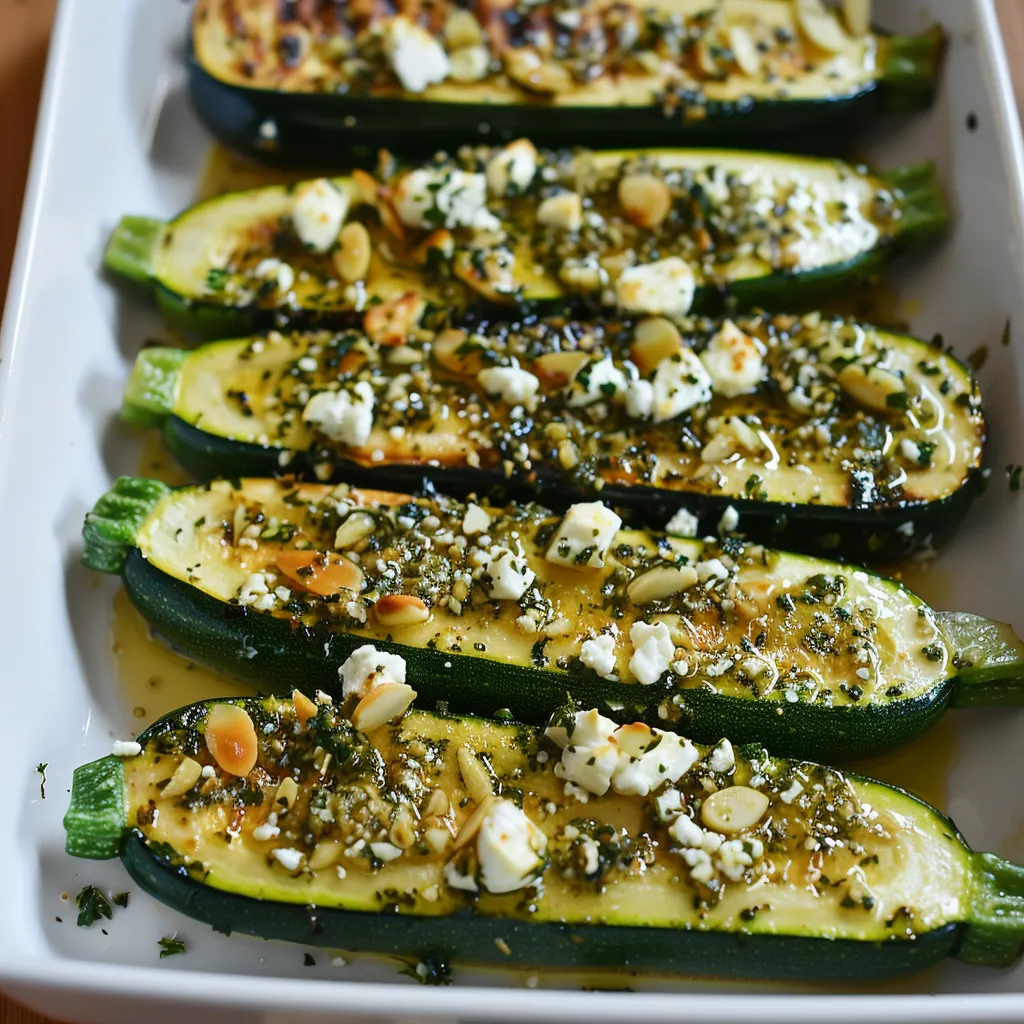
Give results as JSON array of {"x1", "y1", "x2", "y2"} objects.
[
  {"x1": 158, "y1": 935, "x2": 187, "y2": 958},
  {"x1": 112, "y1": 891, "x2": 131, "y2": 909},
  {"x1": 304, "y1": 952, "x2": 316, "y2": 967},
  {"x1": 75, "y1": 886, "x2": 112, "y2": 927},
  {"x1": 885, "y1": 391, "x2": 909, "y2": 411},
  {"x1": 1002, "y1": 317, "x2": 1012, "y2": 347},
  {"x1": 1007, "y1": 464, "x2": 1023, "y2": 492},
  {"x1": 205, "y1": 267, "x2": 229, "y2": 292},
  {"x1": 967, "y1": 344, "x2": 988, "y2": 372},
  {"x1": 35, "y1": 762, "x2": 47, "y2": 799}
]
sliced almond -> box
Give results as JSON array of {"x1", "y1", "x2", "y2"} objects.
[
  {"x1": 412, "y1": 228, "x2": 456, "y2": 267},
  {"x1": 533, "y1": 350, "x2": 590, "y2": 389},
  {"x1": 836, "y1": 363, "x2": 907, "y2": 414},
  {"x1": 350, "y1": 169, "x2": 381, "y2": 208},
  {"x1": 626, "y1": 565, "x2": 699, "y2": 605},
  {"x1": 842, "y1": 0, "x2": 871, "y2": 37},
  {"x1": 292, "y1": 689, "x2": 319, "y2": 727},
  {"x1": 425, "y1": 788, "x2": 450, "y2": 819},
  {"x1": 795, "y1": 0, "x2": 848, "y2": 53},
  {"x1": 701, "y1": 785, "x2": 770, "y2": 834},
  {"x1": 445, "y1": 8, "x2": 484, "y2": 48},
  {"x1": 276, "y1": 550, "x2": 363, "y2": 596},
  {"x1": 453, "y1": 793, "x2": 496, "y2": 849},
  {"x1": 273, "y1": 776, "x2": 299, "y2": 813},
  {"x1": 432, "y1": 328, "x2": 483, "y2": 376},
  {"x1": 334, "y1": 511, "x2": 376, "y2": 549},
  {"x1": 161, "y1": 757, "x2": 203, "y2": 799},
  {"x1": 449, "y1": 44, "x2": 491, "y2": 83},
  {"x1": 504, "y1": 47, "x2": 574, "y2": 94},
  {"x1": 309, "y1": 839, "x2": 344, "y2": 871},
  {"x1": 364, "y1": 292, "x2": 426, "y2": 347},
  {"x1": 618, "y1": 173, "x2": 673, "y2": 229},
  {"x1": 424, "y1": 827, "x2": 452, "y2": 853},
  {"x1": 389, "y1": 807, "x2": 418, "y2": 849},
  {"x1": 453, "y1": 249, "x2": 517, "y2": 303},
  {"x1": 204, "y1": 703, "x2": 259, "y2": 778},
  {"x1": 351, "y1": 681, "x2": 417, "y2": 732},
  {"x1": 536, "y1": 191, "x2": 583, "y2": 233},
  {"x1": 332, "y1": 222, "x2": 372, "y2": 283},
  {"x1": 457, "y1": 746, "x2": 494, "y2": 804},
  {"x1": 374, "y1": 593, "x2": 431, "y2": 628},
  {"x1": 728, "y1": 25, "x2": 762, "y2": 75},
  {"x1": 630, "y1": 317, "x2": 683, "y2": 374}
]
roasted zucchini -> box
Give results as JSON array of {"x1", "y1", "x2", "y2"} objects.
[
  {"x1": 81, "y1": 477, "x2": 1024, "y2": 760},
  {"x1": 65, "y1": 696, "x2": 1024, "y2": 979},
  {"x1": 189, "y1": 0, "x2": 945, "y2": 161},
  {"x1": 124, "y1": 312, "x2": 984, "y2": 561},
  {"x1": 104, "y1": 148, "x2": 945, "y2": 339}
]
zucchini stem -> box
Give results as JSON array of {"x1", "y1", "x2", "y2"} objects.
[
  {"x1": 939, "y1": 612, "x2": 1024, "y2": 707},
  {"x1": 962, "y1": 853, "x2": 1024, "y2": 967},
  {"x1": 879, "y1": 25, "x2": 947, "y2": 114},
  {"x1": 82, "y1": 477, "x2": 171, "y2": 574},
  {"x1": 883, "y1": 161, "x2": 949, "y2": 250},
  {"x1": 122, "y1": 348, "x2": 188, "y2": 429},
  {"x1": 104, "y1": 216, "x2": 165, "y2": 287},
  {"x1": 63, "y1": 756, "x2": 128, "y2": 860}
]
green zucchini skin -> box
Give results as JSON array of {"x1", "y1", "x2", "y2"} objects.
[
  {"x1": 186, "y1": 28, "x2": 945, "y2": 167},
  {"x1": 119, "y1": 829, "x2": 957, "y2": 980},
  {"x1": 104, "y1": 159, "x2": 946, "y2": 342},
  {"x1": 120, "y1": 548, "x2": 952, "y2": 762},
  {"x1": 160, "y1": 413, "x2": 983, "y2": 565}
]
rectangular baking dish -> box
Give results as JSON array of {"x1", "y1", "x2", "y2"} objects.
[{"x1": 2, "y1": 0, "x2": 1024, "y2": 1020}]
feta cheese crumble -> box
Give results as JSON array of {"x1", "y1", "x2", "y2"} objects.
[
  {"x1": 385, "y1": 17, "x2": 451, "y2": 93},
  {"x1": 651, "y1": 349, "x2": 713, "y2": 423},
  {"x1": 112, "y1": 740, "x2": 141, "y2": 758},
  {"x1": 393, "y1": 168, "x2": 499, "y2": 232},
  {"x1": 478, "y1": 365, "x2": 540, "y2": 413},
  {"x1": 292, "y1": 178, "x2": 348, "y2": 252},
  {"x1": 482, "y1": 545, "x2": 536, "y2": 601},
  {"x1": 546, "y1": 502, "x2": 622, "y2": 569},
  {"x1": 665, "y1": 507, "x2": 699, "y2": 538},
  {"x1": 486, "y1": 139, "x2": 538, "y2": 197},
  {"x1": 477, "y1": 799, "x2": 547, "y2": 893},
  {"x1": 303, "y1": 381, "x2": 375, "y2": 448},
  {"x1": 628, "y1": 620, "x2": 675, "y2": 685},
  {"x1": 700, "y1": 321, "x2": 765, "y2": 398},
  {"x1": 338, "y1": 645, "x2": 407, "y2": 700},
  {"x1": 615, "y1": 257, "x2": 696, "y2": 316},
  {"x1": 580, "y1": 631, "x2": 618, "y2": 679}
]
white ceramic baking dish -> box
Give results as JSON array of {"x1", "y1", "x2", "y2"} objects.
[{"x1": 2, "y1": 0, "x2": 1024, "y2": 1020}]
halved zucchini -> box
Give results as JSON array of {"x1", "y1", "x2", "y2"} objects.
[
  {"x1": 189, "y1": 0, "x2": 945, "y2": 162},
  {"x1": 104, "y1": 148, "x2": 946, "y2": 339},
  {"x1": 81, "y1": 477, "x2": 1024, "y2": 760},
  {"x1": 124, "y1": 312, "x2": 985, "y2": 561},
  {"x1": 64, "y1": 695, "x2": 1024, "y2": 978}
]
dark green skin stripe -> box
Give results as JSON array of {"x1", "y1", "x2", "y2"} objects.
[
  {"x1": 103, "y1": 159, "x2": 947, "y2": 342},
  {"x1": 120, "y1": 831, "x2": 956, "y2": 981},
  {"x1": 187, "y1": 26, "x2": 945, "y2": 166},
  {"x1": 116, "y1": 548, "x2": 1013, "y2": 762},
  {"x1": 158, "y1": 413, "x2": 982, "y2": 565}
]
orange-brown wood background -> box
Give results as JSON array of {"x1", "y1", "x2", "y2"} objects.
[{"x1": 0, "y1": 1, "x2": 1022, "y2": 1020}]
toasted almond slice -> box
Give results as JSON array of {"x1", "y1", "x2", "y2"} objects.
[
  {"x1": 412, "y1": 229, "x2": 455, "y2": 267},
  {"x1": 424, "y1": 827, "x2": 452, "y2": 853},
  {"x1": 836, "y1": 363, "x2": 907, "y2": 414},
  {"x1": 453, "y1": 793, "x2": 496, "y2": 850},
  {"x1": 795, "y1": 0, "x2": 848, "y2": 53},
  {"x1": 275, "y1": 550, "x2": 364, "y2": 597},
  {"x1": 389, "y1": 807, "x2": 418, "y2": 849},
  {"x1": 274, "y1": 776, "x2": 299, "y2": 813},
  {"x1": 432, "y1": 328, "x2": 482, "y2": 376},
  {"x1": 332, "y1": 222, "x2": 372, "y2": 283},
  {"x1": 204, "y1": 703, "x2": 258, "y2": 778},
  {"x1": 425, "y1": 788, "x2": 450, "y2": 819},
  {"x1": 374, "y1": 593, "x2": 431, "y2": 628},
  {"x1": 334, "y1": 511, "x2": 376, "y2": 550},
  {"x1": 161, "y1": 757, "x2": 203, "y2": 799},
  {"x1": 309, "y1": 839, "x2": 344, "y2": 871},
  {"x1": 445, "y1": 8, "x2": 483, "y2": 48},
  {"x1": 292, "y1": 689, "x2": 319, "y2": 727},
  {"x1": 626, "y1": 565, "x2": 699, "y2": 605},
  {"x1": 364, "y1": 291, "x2": 426, "y2": 347},
  {"x1": 457, "y1": 746, "x2": 494, "y2": 803},
  {"x1": 350, "y1": 169, "x2": 381, "y2": 208},
  {"x1": 701, "y1": 785, "x2": 770, "y2": 834},
  {"x1": 618, "y1": 173, "x2": 673, "y2": 229},
  {"x1": 842, "y1": 0, "x2": 870, "y2": 37},
  {"x1": 630, "y1": 317, "x2": 683, "y2": 374},
  {"x1": 533, "y1": 350, "x2": 590, "y2": 389},
  {"x1": 351, "y1": 681, "x2": 417, "y2": 732},
  {"x1": 728, "y1": 25, "x2": 762, "y2": 75},
  {"x1": 504, "y1": 47, "x2": 574, "y2": 94}
]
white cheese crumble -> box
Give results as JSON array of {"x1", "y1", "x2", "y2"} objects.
[
  {"x1": 338, "y1": 645, "x2": 407, "y2": 700},
  {"x1": 708, "y1": 739, "x2": 735, "y2": 773},
  {"x1": 462, "y1": 503, "x2": 491, "y2": 535},
  {"x1": 665, "y1": 507, "x2": 699, "y2": 538},
  {"x1": 485, "y1": 139, "x2": 538, "y2": 197},
  {"x1": 476, "y1": 799, "x2": 548, "y2": 894},
  {"x1": 112, "y1": 740, "x2": 141, "y2": 758},
  {"x1": 303, "y1": 381, "x2": 375, "y2": 448},
  {"x1": 292, "y1": 178, "x2": 348, "y2": 252},
  {"x1": 385, "y1": 16, "x2": 451, "y2": 93},
  {"x1": 615, "y1": 257, "x2": 696, "y2": 317},
  {"x1": 477, "y1": 365, "x2": 540, "y2": 413},
  {"x1": 238, "y1": 571, "x2": 278, "y2": 612},
  {"x1": 700, "y1": 321, "x2": 765, "y2": 398},
  {"x1": 718, "y1": 505, "x2": 740, "y2": 534},
  {"x1": 565, "y1": 356, "x2": 627, "y2": 408},
  {"x1": 651, "y1": 349, "x2": 713, "y2": 423},
  {"x1": 545, "y1": 502, "x2": 622, "y2": 569},
  {"x1": 624, "y1": 378, "x2": 654, "y2": 419},
  {"x1": 443, "y1": 860, "x2": 480, "y2": 892},
  {"x1": 254, "y1": 258, "x2": 295, "y2": 297},
  {"x1": 579, "y1": 631, "x2": 618, "y2": 679},
  {"x1": 547, "y1": 708, "x2": 621, "y2": 796},
  {"x1": 271, "y1": 848, "x2": 304, "y2": 872},
  {"x1": 370, "y1": 841, "x2": 404, "y2": 863},
  {"x1": 393, "y1": 168, "x2": 499, "y2": 232},
  {"x1": 628, "y1": 620, "x2": 674, "y2": 685},
  {"x1": 482, "y1": 545, "x2": 536, "y2": 601}
]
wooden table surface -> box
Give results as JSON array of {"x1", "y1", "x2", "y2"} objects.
[{"x1": 1, "y1": 1, "x2": 1023, "y2": 1020}]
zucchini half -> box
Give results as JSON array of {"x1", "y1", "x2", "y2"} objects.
[
  {"x1": 104, "y1": 148, "x2": 946, "y2": 340},
  {"x1": 124, "y1": 313, "x2": 985, "y2": 562},
  {"x1": 81, "y1": 476, "x2": 1024, "y2": 761},
  {"x1": 64, "y1": 695, "x2": 1024, "y2": 979},
  {"x1": 189, "y1": 0, "x2": 945, "y2": 163}
]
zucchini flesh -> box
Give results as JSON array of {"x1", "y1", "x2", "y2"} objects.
[
  {"x1": 63, "y1": 696, "x2": 1024, "y2": 978},
  {"x1": 189, "y1": 0, "x2": 944, "y2": 162},
  {"x1": 82, "y1": 477, "x2": 1024, "y2": 760},
  {"x1": 126, "y1": 312, "x2": 985, "y2": 561},
  {"x1": 104, "y1": 148, "x2": 946, "y2": 339}
]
